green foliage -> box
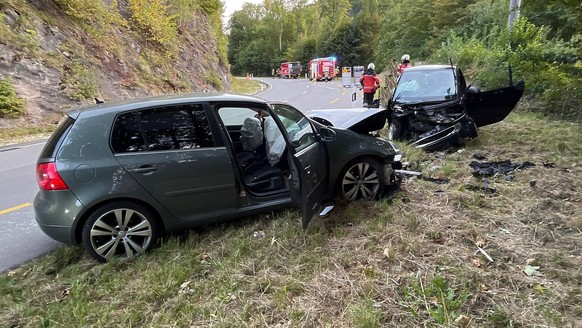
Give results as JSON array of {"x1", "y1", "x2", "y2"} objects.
[
  {"x1": 0, "y1": 3, "x2": 41, "y2": 52},
  {"x1": 204, "y1": 71, "x2": 222, "y2": 91},
  {"x1": 488, "y1": 307, "x2": 519, "y2": 327},
  {"x1": 168, "y1": 0, "x2": 198, "y2": 28},
  {"x1": 229, "y1": 0, "x2": 366, "y2": 76},
  {"x1": 0, "y1": 76, "x2": 25, "y2": 118},
  {"x1": 523, "y1": 1, "x2": 582, "y2": 40},
  {"x1": 63, "y1": 61, "x2": 99, "y2": 101},
  {"x1": 346, "y1": 299, "x2": 384, "y2": 328},
  {"x1": 53, "y1": 0, "x2": 126, "y2": 29},
  {"x1": 128, "y1": 0, "x2": 178, "y2": 47},
  {"x1": 433, "y1": 18, "x2": 581, "y2": 118},
  {"x1": 227, "y1": 0, "x2": 580, "y2": 117},
  {"x1": 401, "y1": 275, "x2": 469, "y2": 324},
  {"x1": 197, "y1": 0, "x2": 221, "y2": 16},
  {"x1": 203, "y1": 0, "x2": 227, "y2": 65}
]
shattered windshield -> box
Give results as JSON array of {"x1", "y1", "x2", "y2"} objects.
[{"x1": 393, "y1": 68, "x2": 457, "y2": 103}]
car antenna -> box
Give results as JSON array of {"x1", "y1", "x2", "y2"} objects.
[{"x1": 94, "y1": 98, "x2": 104, "y2": 104}]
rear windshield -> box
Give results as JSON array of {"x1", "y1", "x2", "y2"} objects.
[{"x1": 39, "y1": 115, "x2": 74, "y2": 159}]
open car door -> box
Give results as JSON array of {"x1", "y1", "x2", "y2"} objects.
[
  {"x1": 269, "y1": 103, "x2": 329, "y2": 228},
  {"x1": 464, "y1": 80, "x2": 525, "y2": 127}
]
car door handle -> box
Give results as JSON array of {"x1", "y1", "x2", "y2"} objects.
[{"x1": 129, "y1": 165, "x2": 157, "y2": 174}]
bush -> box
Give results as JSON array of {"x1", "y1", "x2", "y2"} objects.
[
  {"x1": 0, "y1": 76, "x2": 25, "y2": 118},
  {"x1": 128, "y1": 0, "x2": 178, "y2": 47},
  {"x1": 53, "y1": 0, "x2": 126, "y2": 29},
  {"x1": 205, "y1": 71, "x2": 222, "y2": 91},
  {"x1": 433, "y1": 19, "x2": 581, "y2": 119},
  {"x1": 63, "y1": 61, "x2": 99, "y2": 101}
]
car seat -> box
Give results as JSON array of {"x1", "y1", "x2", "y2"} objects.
[
  {"x1": 239, "y1": 116, "x2": 286, "y2": 193},
  {"x1": 237, "y1": 117, "x2": 266, "y2": 169},
  {"x1": 240, "y1": 117, "x2": 263, "y2": 151}
]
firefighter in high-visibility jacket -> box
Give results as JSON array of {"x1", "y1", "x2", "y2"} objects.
[
  {"x1": 397, "y1": 54, "x2": 412, "y2": 74},
  {"x1": 359, "y1": 63, "x2": 381, "y2": 107}
]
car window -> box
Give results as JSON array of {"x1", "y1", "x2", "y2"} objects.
[
  {"x1": 218, "y1": 107, "x2": 259, "y2": 126},
  {"x1": 270, "y1": 104, "x2": 317, "y2": 152},
  {"x1": 40, "y1": 115, "x2": 74, "y2": 159},
  {"x1": 111, "y1": 112, "x2": 145, "y2": 153},
  {"x1": 111, "y1": 104, "x2": 214, "y2": 153}
]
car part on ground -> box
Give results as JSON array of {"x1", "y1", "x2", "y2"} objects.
[
  {"x1": 388, "y1": 65, "x2": 525, "y2": 151},
  {"x1": 34, "y1": 94, "x2": 402, "y2": 262},
  {"x1": 470, "y1": 160, "x2": 536, "y2": 177}
]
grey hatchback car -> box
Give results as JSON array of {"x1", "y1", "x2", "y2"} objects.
[{"x1": 35, "y1": 94, "x2": 401, "y2": 262}]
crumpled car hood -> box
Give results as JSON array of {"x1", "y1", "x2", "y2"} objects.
[{"x1": 307, "y1": 107, "x2": 388, "y2": 134}]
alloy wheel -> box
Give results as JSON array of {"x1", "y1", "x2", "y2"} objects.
[
  {"x1": 340, "y1": 160, "x2": 382, "y2": 201},
  {"x1": 87, "y1": 207, "x2": 154, "y2": 261}
]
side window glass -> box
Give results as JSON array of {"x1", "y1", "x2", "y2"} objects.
[
  {"x1": 218, "y1": 107, "x2": 258, "y2": 126},
  {"x1": 139, "y1": 104, "x2": 215, "y2": 151},
  {"x1": 111, "y1": 112, "x2": 145, "y2": 153},
  {"x1": 217, "y1": 106, "x2": 264, "y2": 153},
  {"x1": 270, "y1": 104, "x2": 317, "y2": 152},
  {"x1": 112, "y1": 104, "x2": 215, "y2": 153}
]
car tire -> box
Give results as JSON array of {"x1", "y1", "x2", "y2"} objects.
[
  {"x1": 82, "y1": 201, "x2": 160, "y2": 263},
  {"x1": 388, "y1": 118, "x2": 402, "y2": 140},
  {"x1": 338, "y1": 158, "x2": 384, "y2": 201}
]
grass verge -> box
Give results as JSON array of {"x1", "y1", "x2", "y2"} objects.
[
  {"x1": 0, "y1": 111, "x2": 580, "y2": 327},
  {"x1": 0, "y1": 126, "x2": 55, "y2": 147},
  {"x1": 231, "y1": 77, "x2": 264, "y2": 95}
]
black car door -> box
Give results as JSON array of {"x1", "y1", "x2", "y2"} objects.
[
  {"x1": 269, "y1": 103, "x2": 329, "y2": 228},
  {"x1": 465, "y1": 80, "x2": 525, "y2": 127}
]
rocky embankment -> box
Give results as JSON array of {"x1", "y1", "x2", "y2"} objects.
[{"x1": 0, "y1": 0, "x2": 230, "y2": 127}]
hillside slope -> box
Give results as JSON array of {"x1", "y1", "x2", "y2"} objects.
[{"x1": 0, "y1": 0, "x2": 230, "y2": 127}]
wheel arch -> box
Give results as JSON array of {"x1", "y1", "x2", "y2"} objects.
[{"x1": 73, "y1": 197, "x2": 167, "y2": 245}]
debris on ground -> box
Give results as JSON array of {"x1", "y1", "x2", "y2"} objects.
[{"x1": 469, "y1": 160, "x2": 536, "y2": 176}]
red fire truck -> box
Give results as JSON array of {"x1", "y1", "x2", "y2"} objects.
[
  {"x1": 278, "y1": 62, "x2": 302, "y2": 78},
  {"x1": 308, "y1": 57, "x2": 337, "y2": 81}
]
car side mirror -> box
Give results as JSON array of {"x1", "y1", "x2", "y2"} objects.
[{"x1": 319, "y1": 127, "x2": 336, "y2": 142}]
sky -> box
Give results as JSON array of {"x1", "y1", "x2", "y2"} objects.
[{"x1": 222, "y1": 0, "x2": 263, "y2": 26}]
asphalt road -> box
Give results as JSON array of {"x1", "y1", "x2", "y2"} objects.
[
  {"x1": 255, "y1": 76, "x2": 359, "y2": 110},
  {"x1": 0, "y1": 77, "x2": 362, "y2": 272},
  {"x1": 0, "y1": 141, "x2": 61, "y2": 272}
]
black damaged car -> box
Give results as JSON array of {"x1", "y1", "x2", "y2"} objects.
[{"x1": 388, "y1": 65, "x2": 525, "y2": 151}]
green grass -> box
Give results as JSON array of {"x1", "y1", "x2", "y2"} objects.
[
  {"x1": 0, "y1": 110, "x2": 580, "y2": 327},
  {"x1": 0, "y1": 126, "x2": 55, "y2": 146},
  {"x1": 231, "y1": 77, "x2": 264, "y2": 95}
]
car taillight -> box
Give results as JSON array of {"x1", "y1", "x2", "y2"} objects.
[{"x1": 37, "y1": 162, "x2": 69, "y2": 190}]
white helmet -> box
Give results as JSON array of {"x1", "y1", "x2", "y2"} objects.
[
  {"x1": 367, "y1": 63, "x2": 375, "y2": 70},
  {"x1": 401, "y1": 54, "x2": 410, "y2": 61}
]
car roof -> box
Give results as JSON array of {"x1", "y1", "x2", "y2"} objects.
[
  {"x1": 67, "y1": 93, "x2": 267, "y2": 117},
  {"x1": 404, "y1": 64, "x2": 456, "y2": 72}
]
